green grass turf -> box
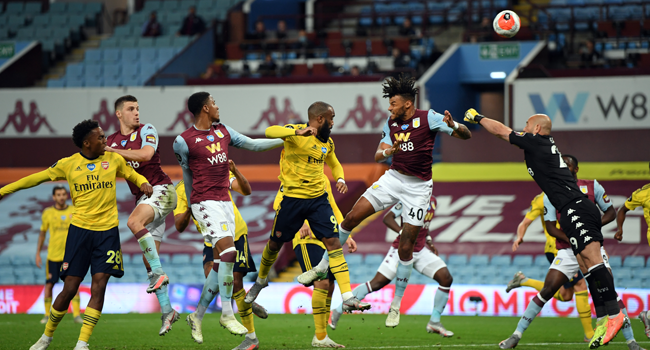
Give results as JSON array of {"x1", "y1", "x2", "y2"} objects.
[{"x1": 1, "y1": 313, "x2": 648, "y2": 349}]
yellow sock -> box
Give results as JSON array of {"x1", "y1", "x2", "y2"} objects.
[
  {"x1": 328, "y1": 249, "x2": 351, "y2": 294},
  {"x1": 553, "y1": 289, "x2": 566, "y2": 302},
  {"x1": 313, "y1": 288, "x2": 328, "y2": 341},
  {"x1": 79, "y1": 307, "x2": 101, "y2": 342},
  {"x1": 326, "y1": 296, "x2": 332, "y2": 326},
  {"x1": 258, "y1": 242, "x2": 279, "y2": 280},
  {"x1": 575, "y1": 291, "x2": 594, "y2": 339},
  {"x1": 233, "y1": 289, "x2": 254, "y2": 334},
  {"x1": 71, "y1": 293, "x2": 81, "y2": 318},
  {"x1": 44, "y1": 297, "x2": 52, "y2": 317},
  {"x1": 521, "y1": 278, "x2": 544, "y2": 292},
  {"x1": 44, "y1": 307, "x2": 66, "y2": 337}
]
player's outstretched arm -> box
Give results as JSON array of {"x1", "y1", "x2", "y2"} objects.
[
  {"x1": 374, "y1": 141, "x2": 401, "y2": 163},
  {"x1": 325, "y1": 149, "x2": 347, "y2": 193},
  {"x1": 614, "y1": 206, "x2": 629, "y2": 241},
  {"x1": 544, "y1": 220, "x2": 570, "y2": 243},
  {"x1": 105, "y1": 145, "x2": 155, "y2": 162},
  {"x1": 464, "y1": 108, "x2": 512, "y2": 142},
  {"x1": 229, "y1": 160, "x2": 251, "y2": 196},
  {"x1": 0, "y1": 170, "x2": 52, "y2": 200},
  {"x1": 35, "y1": 229, "x2": 47, "y2": 268},
  {"x1": 265, "y1": 125, "x2": 316, "y2": 138},
  {"x1": 224, "y1": 125, "x2": 284, "y2": 151},
  {"x1": 442, "y1": 110, "x2": 471, "y2": 140}
]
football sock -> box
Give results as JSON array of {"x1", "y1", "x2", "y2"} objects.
[
  {"x1": 79, "y1": 307, "x2": 100, "y2": 342},
  {"x1": 219, "y1": 250, "x2": 237, "y2": 317},
  {"x1": 553, "y1": 289, "x2": 566, "y2": 302},
  {"x1": 258, "y1": 242, "x2": 279, "y2": 281},
  {"x1": 328, "y1": 248, "x2": 352, "y2": 295},
  {"x1": 136, "y1": 230, "x2": 163, "y2": 274},
  {"x1": 430, "y1": 286, "x2": 450, "y2": 323},
  {"x1": 336, "y1": 282, "x2": 371, "y2": 314},
  {"x1": 585, "y1": 271, "x2": 607, "y2": 318},
  {"x1": 618, "y1": 299, "x2": 635, "y2": 342},
  {"x1": 326, "y1": 296, "x2": 332, "y2": 328},
  {"x1": 520, "y1": 277, "x2": 544, "y2": 292},
  {"x1": 44, "y1": 307, "x2": 67, "y2": 337},
  {"x1": 155, "y1": 284, "x2": 173, "y2": 314},
  {"x1": 392, "y1": 259, "x2": 413, "y2": 309},
  {"x1": 233, "y1": 289, "x2": 255, "y2": 336},
  {"x1": 44, "y1": 297, "x2": 52, "y2": 317},
  {"x1": 197, "y1": 266, "x2": 220, "y2": 320},
  {"x1": 515, "y1": 293, "x2": 546, "y2": 337},
  {"x1": 71, "y1": 293, "x2": 81, "y2": 318},
  {"x1": 317, "y1": 224, "x2": 352, "y2": 270},
  {"x1": 575, "y1": 290, "x2": 594, "y2": 339},
  {"x1": 313, "y1": 288, "x2": 328, "y2": 341},
  {"x1": 587, "y1": 263, "x2": 620, "y2": 316}
]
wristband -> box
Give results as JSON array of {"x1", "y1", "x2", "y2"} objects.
[
  {"x1": 337, "y1": 178, "x2": 345, "y2": 184},
  {"x1": 474, "y1": 115, "x2": 484, "y2": 124},
  {"x1": 452, "y1": 121, "x2": 459, "y2": 130},
  {"x1": 382, "y1": 148, "x2": 390, "y2": 158}
]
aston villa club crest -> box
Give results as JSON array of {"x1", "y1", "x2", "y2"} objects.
[
  {"x1": 102, "y1": 161, "x2": 109, "y2": 170},
  {"x1": 413, "y1": 117, "x2": 420, "y2": 128},
  {"x1": 87, "y1": 164, "x2": 96, "y2": 171},
  {"x1": 580, "y1": 185, "x2": 588, "y2": 194},
  {"x1": 220, "y1": 222, "x2": 228, "y2": 231},
  {"x1": 130, "y1": 132, "x2": 137, "y2": 142},
  {"x1": 401, "y1": 124, "x2": 408, "y2": 131},
  {"x1": 207, "y1": 135, "x2": 215, "y2": 142},
  {"x1": 121, "y1": 140, "x2": 127, "y2": 147},
  {"x1": 216, "y1": 130, "x2": 224, "y2": 138}
]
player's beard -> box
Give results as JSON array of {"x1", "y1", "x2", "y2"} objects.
[{"x1": 317, "y1": 123, "x2": 332, "y2": 141}]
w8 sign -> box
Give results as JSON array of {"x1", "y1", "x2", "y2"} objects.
[{"x1": 512, "y1": 76, "x2": 650, "y2": 130}]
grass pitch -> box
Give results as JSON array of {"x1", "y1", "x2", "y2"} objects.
[{"x1": 1, "y1": 313, "x2": 647, "y2": 349}]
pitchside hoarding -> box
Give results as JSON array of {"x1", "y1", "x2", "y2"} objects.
[
  {"x1": 512, "y1": 76, "x2": 650, "y2": 131},
  {"x1": 0, "y1": 83, "x2": 389, "y2": 138},
  {"x1": 3, "y1": 283, "x2": 650, "y2": 318}
]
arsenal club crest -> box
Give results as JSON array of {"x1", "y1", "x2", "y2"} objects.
[{"x1": 102, "y1": 161, "x2": 109, "y2": 170}]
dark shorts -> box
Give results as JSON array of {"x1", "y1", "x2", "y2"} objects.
[
  {"x1": 202, "y1": 236, "x2": 257, "y2": 277},
  {"x1": 563, "y1": 270, "x2": 585, "y2": 290},
  {"x1": 271, "y1": 193, "x2": 338, "y2": 244},
  {"x1": 294, "y1": 243, "x2": 334, "y2": 281},
  {"x1": 558, "y1": 199, "x2": 604, "y2": 255},
  {"x1": 60, "y1": 224, "x2": 124, "y2": 279},
  {"x1": 545, "y1": 252, "x2": 555, "y2": 264},
  {"x1": 203, "y1": 244, "x2": 213, "y2": 266},
  {"x1": 46, "y1": 260, "x2": 62, "y2": 284}
]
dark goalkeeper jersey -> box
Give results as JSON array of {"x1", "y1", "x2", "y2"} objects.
[{"x1": 508, "y1": 131, "x2": 585, "y2": 211}]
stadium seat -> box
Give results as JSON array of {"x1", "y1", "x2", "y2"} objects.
[
  {"x1": 103, "y1": 63, "x2": 121, "y2": 80},
  {"x1": 120, "y1": 37, "x2": 138, "y2": 48},
  {"x1": 159, "y1": 253, "x2": 171, "y2": 264},
  {"x1": 143, "y1": 0, "x2": 164, "y2": 12},
  {"x1": 140, "y1": 47, "x2": 158, "y2": 63},
  {"x1": 448, "y1": 254, "x2": 468, "y2": 266},
  {"x1": 49, "y1": 2, "x2": 68, "y2": 13},
  {"x1": 624, "y1": 279, "x2": 643, "y2": 289},
  {"x1": 84, "y1": 49, "x2": 102, "y2": 63},
  {"x1": 85, "y1": 75, "x2": 103, "y2": 87},
  {"x1": 51, "y1": 14, "x2": 68, "y2": 26},
  {"x1": 5, "y1": 2, "x2": 24, "y2": 14},
  {"x1": 155, "y1": 36, "x2": 173, "y2": 47},
  {"x1": 345, "y1": 254, "x2": 363, "y2": 266},
  {"x1": 608, "y1": 255, "x2": 622, "y2": 268},
  {"x1": 0, "y1": 255, "x2": 12, "y2": 265},
  {"x1": 47, "y1": 78, "x2": 66, "y2": 88},
  {"x1": 191, "y1": 254, "x2": 204, "y2": 265},
  {"x1": 11, "y1": 255, "x2": 33, "y2": 266},
  {"x1": 120, "y1": 274, "x2": 138, "y2": 283},
  {"x1": 123, "y1": 76, "x2": 144, "y2": 86},
  {"x1": 139, "y1": 37, "x2": 155, "y2": 48},
  {"x1": 490, "y1": 255, "x2": 511, "y2": 267},
  {"x1": 100, "y1": 38, "x2": 119, "y2": 48},
  {"x1": 157, "y1": 47, "x2": 176, "y2": 64},
  {"x1": 122, "y1": 254, "x2": 133, "y2": 265},
  {"x1": 171, "y1": 254, "x2": 192, "y2": 265},
  {"x1": 122, "y1": 64, "x2": 140, "y2": 79},
  {"x1": 121, "y1": 48, "x2": 139, "y2": 64},
  {"x1": 68, "y1": 2, "x2": 85, "y2": 14},
  {"x1": 512, "y1": 255, "x2": 534, "y2": 267},
  {"x1": 85, "y1": 63, "x2": 102, "y2": 79},
  {"x1": 32, "y1": 14, "x2": 50, "y2": 27},
  {"x1": 632, "y1": 268, "x2": 650, "y2": 279},
  {"x1": 114, "y1": 25, "x2": 133, "y2": 37},
  {"x1": 616, "y1": 267, "x2": 633, "y2": 279},
  {"x1": 66, "y1": 76, "x2": 84, "y2": 87},
  {"x1": 103, "y1": 48, "x2": 121, "y2": 63},
  {"x1": 623, "y1": 256, "x2": 644, "y2": 268},
  {"x1": 469, "y1": 255, "x2": 489, "y2": 266},
  {"x1": 140, "y1": 63, "x2": 159, "y2": 80},
  {"x1": 172, "y1": 36, "x2": 190, "y2": 47},
  {"x1": 8, "y1": 15, "x2": 26, "y2": 28}
]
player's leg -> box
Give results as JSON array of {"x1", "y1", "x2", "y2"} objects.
[
  {"x1": 233, "y1": 235, "x2": 264, "y2": 350},
  {"x1": 414, "y1": 249, "x2": 453, "y2": 336},
  {"x1": 331, "y1": 248, "x2": 394, "y2": 330},
  {"x1": 203, "y1": 244, "x2": 214, "y2": 278},
  {"x1": 246, "y1": 197, "x2": 304, "y2": 303},
  {"x1": 42, "y1": 260, "x2": 56, "y2": 324},
  {"x1": 386, "y1": 222, "x2": 418, "y2": 327},
  {"x1": 74, "y1": 272, "x2": 110, "y2": 350},
  {"x1": 188, "y1": 244, "x2": 220, "y2": 344},
  {"x1": 573, "y1": 255, "x2": 594, "y2": 340},
  {"x1": 499, "y1": 250, "x2": 574, "y2": 349},
  {"x1": 31, "y1": 224, "x2": 92, "y2": 350},
  {"x1": 214, "y1": 234, "x2": 248, "y2": 335},
  {"x1": 130, "y1": 202, "x2": 169, "y2": 292},
  {"x1": 311, "y1": 279, "x2": 343, "y2": 348}
]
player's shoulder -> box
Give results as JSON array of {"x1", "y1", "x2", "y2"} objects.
[
  {"x1": 42, "y1": 206, "x2": 55, "y2": 215},
  {"x1": 106, "y1": 129, "x2": 120, "y2": 141},
  {"x1": 327, "y1": 137, "x2": 335, "y2": 147},
  {"x1": 284, "y1": 123, "x2": 305, "y2": 130},
  {"x1": 632, "y1": 183, "x2": 650, "y2": 197},
  {"x1": 140, "y1": 123, "x2": 157, "y2": 134},
  {"x1": 533, "y1": 192, "x2": 544, "y2": 203}
]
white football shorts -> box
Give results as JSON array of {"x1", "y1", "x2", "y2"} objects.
[
  {"x1": 137, "y1": 184, "x2": 177, "y2": 242},
  {"x1": 377, "y1": 246, "x2": 447, "y2": 280},
  {"x1": 190, "y1": 200, "x2": 236, "y2": 246}
]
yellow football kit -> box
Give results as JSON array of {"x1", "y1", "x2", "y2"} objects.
[
  {"x1": 0, "y1": 152, "x2": 148, "y2": 231},
  {"x1": 40, "y1": 205, "x2": 75, "y2": 262},
  {"x1": 524, "y1": 193, "x2": 557, "y2": 255},
  {"x1": 624, "y1": 183, "x2": 650, "y2": 245},
  {"x1": 266, "y1": 124, "x2": 344, "y2": 199}
]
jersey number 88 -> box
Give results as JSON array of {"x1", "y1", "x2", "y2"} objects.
[{"x1": 399, "y1": 142, "x2": 414, "y2": 152}]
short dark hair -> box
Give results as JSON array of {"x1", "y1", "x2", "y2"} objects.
[
  {"x1": 114, "y1": 95, "x2": 138, "y2": 111},
  {"x1": 72, "y1": 119, "x2": 100, "y2": 148},
  {"x1": 308, "y1": 101, "x2": 332, "y2": 120},
  {"x1": 563, "y1": 154, "x2": 578, "y2": 168},
  {"x1": 52, "y1": 185, "x2": 67, "y2": 196},
  {"x1": 382, "y1": 73, "x2": 418, "y2": 102},
  {"x1": 188, "y1": 92, "x2": 211, "y2": 116}
]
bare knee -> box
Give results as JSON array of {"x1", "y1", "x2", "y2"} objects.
[
  {"x1": 435, "y1": 269, "x2": 453, "y2": 288},
  {"x1": 539, "y1": 286, "x2": 556, "y2": 301},
  {"x1": 268, "y1": 240, "x2": 281, "y2": 252},
  {"x1": 397, "y1": 246, "x2": 413, "y2": 261},
  {"x1": 560, "y1": 288, "x2": 574, "y2": 301},
  {"x1": 127, "y1": 216, "x2": 144, "y2": 234}
]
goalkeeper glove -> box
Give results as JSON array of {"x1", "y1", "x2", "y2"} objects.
[{"x1": 464, "y1": 108, "x2": 484, "y2": 124}]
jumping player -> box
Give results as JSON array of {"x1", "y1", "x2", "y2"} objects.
[
  {"x1": 36, "y1": 185, "x2": 82, "y2": 325},
  {"x1": 173, "y1": 92, "x2": 283, "y2": 337},
  {"x1": 5, "y1": 119, "x2": 152, "y2": 350},
  {"x1": 298, "y1": 75, "x2": 471, "y2": 327},
  {"x1": 105, "y1": 95, "x2": 178, "y2": 335},
  {"x1": 464, "y1": 109, "x2": 626, "y2": 347}
]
